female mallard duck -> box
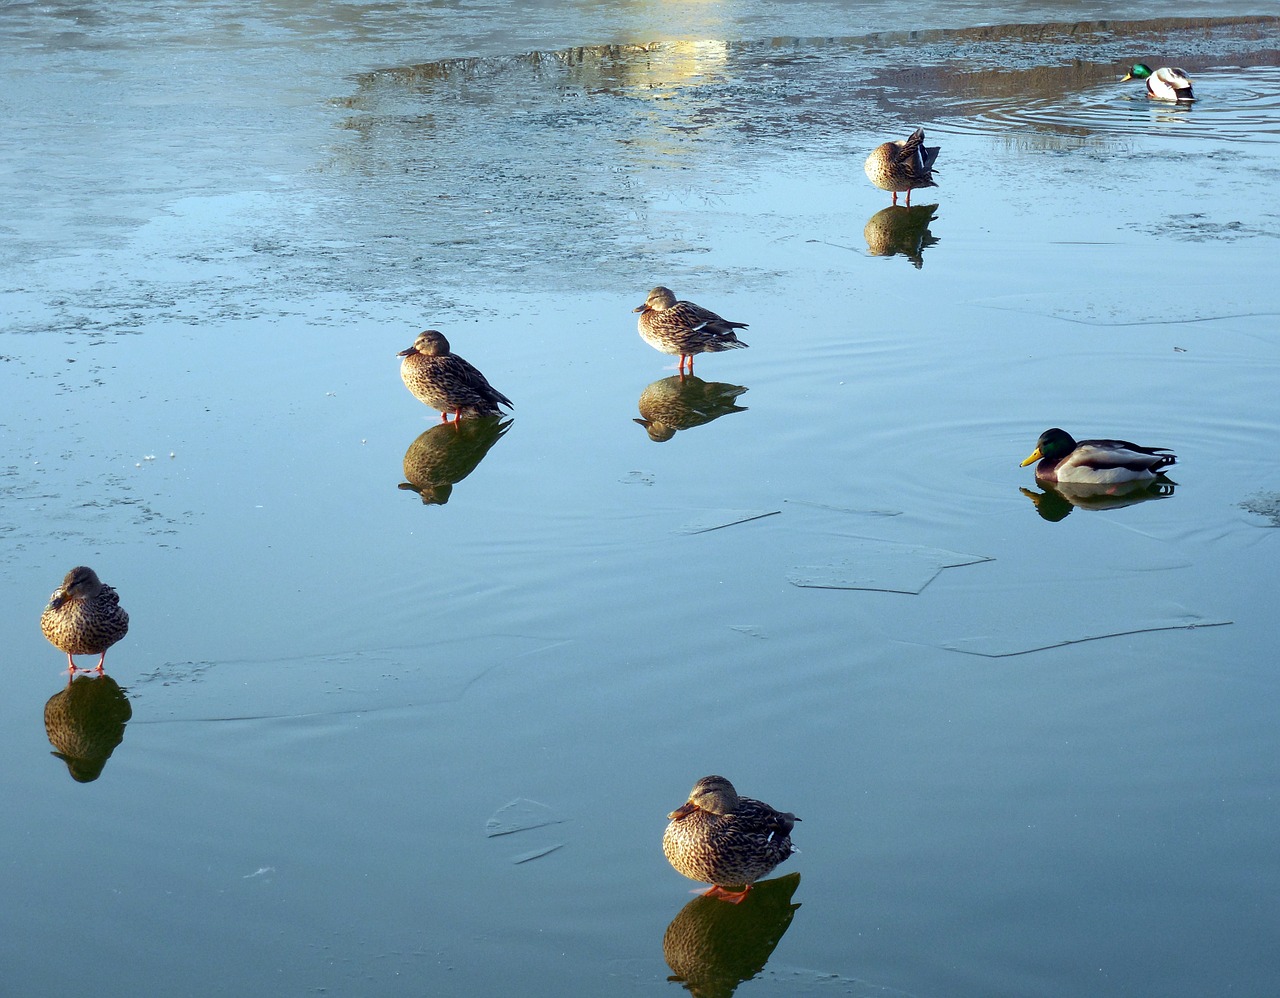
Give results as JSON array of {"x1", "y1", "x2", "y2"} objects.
[
  {"x1": 863, "y1": 128, "x2": 939, "y2": 206},
  {"x1": 663, "y1": 775, "x2": 799, "y2": 903},
  {"x1": 40, "y1": 566, "x2": 130, "y2": 673},
  {"x1": 1122, "y1": 63, "x2": 1195, "y2": 102},
  {"x1": 1020, "y1": 428, "x2": 1176, "y2": 484},
  {"x1": 398, "y1": 330, "x2": 513, "y2": 422},
  {"x1": 634, "y1": 287, "x2": 749, "y2": 375}
]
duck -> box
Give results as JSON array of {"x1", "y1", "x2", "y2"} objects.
[
  {"x1": 863, "y1": 128, "x2": 939, "y2": 206},
  {"x1": 663, "y1": 775, "x2": 799, "y2": 903},
  {"x1": 1020, "y1": 428, "x2": 1176, "y2": 484},
  {"x1": 634, "y1": 287, "x2": 749, "y2": 375},
  {"x1": 1122, "y1": 63, "x2": 1195, "y2": 102},
  {"x1": 398, "y1": 330, "x2": 513, "y2": 422},
  {"x1": 40, "y1": 566, "x2": 130, "y2": 673}
]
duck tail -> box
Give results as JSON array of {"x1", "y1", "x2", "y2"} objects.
[{"x1": 710, "y1": 333, "x2": 749, "y2": 351}]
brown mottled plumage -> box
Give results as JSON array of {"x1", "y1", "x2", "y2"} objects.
[
  {"x1": 44, "y1": 674, "x2": 133, "y2": 783},
  {"x1": 663, "y1": 775, "x2": 799, "y2": 903},
  {"x1": 863, "y1": 128, "x2": 939, "y2": 206},
  {"x1": 40, "y1": 566, "x2": 129, "y2": 673},
  {"x1": 634, "y1": 287, "x2": 749, "y2": 375},
  {"x1": 398, "y1": 330, "x2": 513, "y2": 422}
]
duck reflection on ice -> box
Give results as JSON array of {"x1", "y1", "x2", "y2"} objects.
[
  {"x1": 663, "y1": 872, "x2": 801, "y2": 997},
  {"x1": 399, "y1": 415, "x2": 512, "y2": 505},
  {"x1": 1021, "y1": 479, "x2": 1176, "y2": 521},
  {"x1": 634, "y1": 375, "x2": 748, "y2": 442},
  {"x1": 44, "y1": 673, "x2": 133, "y2": 783},
  {"x1": 863, "y1": 203, "x2": 939, "y2": 269}
]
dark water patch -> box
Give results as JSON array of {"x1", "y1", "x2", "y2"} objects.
[
  {"x1": 936, "y1": 63, "x2": 1280, "y2": 145},
  {"x1": 314, "y1": 15, "x2": 1280, "y2": 296}
]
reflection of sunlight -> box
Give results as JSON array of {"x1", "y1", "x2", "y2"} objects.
[
  {"x1": 615, "y1": 39, "x2": 730, "y2": 93},
  {"x1": 609, "y1": 40, "x2": 734, "y2": 168}
]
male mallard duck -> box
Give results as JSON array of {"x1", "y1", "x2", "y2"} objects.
[
  {"x1": 663, "y1": 775, "x2": 799, "y2": 903},
  {"x1": 398, "y1": 330, "x2": 513, "y2": 422},
  {"x1": 1020, "y1": 428, "x2": 1176, "y2": 484},
  {"x1": 1122, "y1": 63, "x2": 1195, "y2": 102},
  {"x1": 634, "y1": 287, "x2": 749, "y2": 375},
  {"x1": 863, "y1": 128, "x2": 939, "y2": 206},
  {"x1": 40, "y1": 566, "x2": 130, "y2": 673}
]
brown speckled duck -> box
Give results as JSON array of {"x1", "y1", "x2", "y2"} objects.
[
  {"x1": 398, "y1": 330, "x2": 513, "y2": 422},
  {"x1": 634, "y1": 287, "x2": 749, "y2": 375},
  {"x1": 663, "y1": 775, "x2": 799, "y2": 903},
  {"x1": 40, "y1": 566, "x2": 129, "y2": 673},
  {"x1": 863, "y1": 128, "x2": 939, "y2": 206}
]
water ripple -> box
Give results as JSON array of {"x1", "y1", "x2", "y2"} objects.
[{"x1": 933, "y1": 64, "x2": 1280, "y2": 145}]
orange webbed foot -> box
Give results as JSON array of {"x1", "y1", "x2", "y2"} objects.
[{"x1": 698, "y1": 884, "x2": 752, "y2": 904}]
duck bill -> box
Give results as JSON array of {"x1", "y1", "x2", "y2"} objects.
[
  {"x1": 1020, "y1": 448, "x2": 1043, "y2": 468},
  {"x1": 668, "y1": 802, "x2": 698, "y2": 821},
  {"x1": 397, "y1": 347, "x2": 416, "y2": 357},
  {"x1": 1121, "y1": 71, "x2": 1135, "y2": 82},
  {"x1": 633, "y1": 304, "x2": 649, "y2": 314}
]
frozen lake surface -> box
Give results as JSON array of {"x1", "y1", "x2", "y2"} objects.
[{"x1": 2, "y1": 2, "x2": 1278, "y2": 995}]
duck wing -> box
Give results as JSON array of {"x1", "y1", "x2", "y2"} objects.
[
  {"x1": 672, "y1": 300, "x2": 749, "y2": 335},
  {"x1": 1073, "y1": 439, "x2": 1176, "y2": 473},
  {"x1": 451, "y1": 356, "x2": 513, "y2": 410},
  {"x1": 898, "y1": 128, "x2": 939, "y2": 178}
]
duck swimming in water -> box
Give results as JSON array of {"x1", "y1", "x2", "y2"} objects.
[
  {"x1": 1122, "y1": 63, "x2": 1195, "y2": 102},
  {"x1": 1020, "y1": 428, "x2": 1177, "y2": 484}
]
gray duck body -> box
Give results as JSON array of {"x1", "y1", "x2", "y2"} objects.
[
  {"x1": 663, "y1": 775, "x2": 798, "y2": 890},
  {"x1": 40, "y1": 566, "x2": 129, "y2": 670},
  {"x1": 399, "y1": 330, "x2": 513, "y2": 420}
]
